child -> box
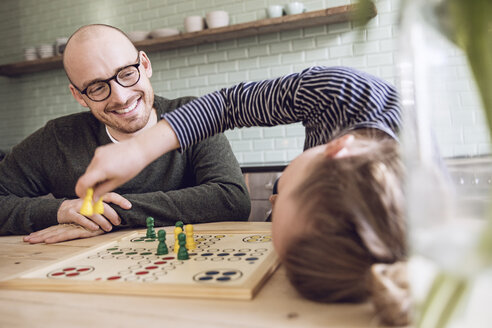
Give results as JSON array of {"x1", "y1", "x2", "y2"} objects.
[{"x1": 76, "y1": 66, "x2": 410, "y2": 326}]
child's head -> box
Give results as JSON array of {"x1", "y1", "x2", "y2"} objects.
[{"x1": 270, "y1": 129, "x2": 409, "y2": 326}]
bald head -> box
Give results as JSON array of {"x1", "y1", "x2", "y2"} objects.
[{"x1": 63, "y1": 24, "x2": 138, "y2": 85}]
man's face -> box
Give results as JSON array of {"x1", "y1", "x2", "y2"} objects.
[{"x1": 65, "y1": 31, "x2": 155, "y2": 141}]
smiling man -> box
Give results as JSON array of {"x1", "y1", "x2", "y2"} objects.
[{"x1": 0, "y1": 24, "x2": 250, "y2": 242}]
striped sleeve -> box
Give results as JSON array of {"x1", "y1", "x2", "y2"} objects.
[{"x1": 163, "y1": 66, "x2": 401, "y2": 151}]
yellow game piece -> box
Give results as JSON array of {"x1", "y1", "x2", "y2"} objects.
[
  {"x1": 174, "y1": 226, "x2": 183, "y2": 253},
  {"x1": 80, "y1": 188, "x2": 94, "y2": 216},
  {"x1": 93, "y1": 197, "x2": 104, "y2": 215},
  {"x1": 185, "y1": 224, "x2": 196, "y2": 250}
]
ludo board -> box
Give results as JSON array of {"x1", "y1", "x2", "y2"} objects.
[{"x1": 0, "y1": 229, "x2": 280, "y2": 300}]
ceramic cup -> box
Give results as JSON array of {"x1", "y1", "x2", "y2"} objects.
[
  {"x1": 184, "y1": 15, "x2": 205, "y2": 33},
  {"x1": 55, "y1": 37, "x2": 68, "y2": 55},
  {"x1": 266, "y1": 5, "x2": 284, "y2": 18},
  {"x1": 205, "y1": 10, "x2": 229, "y2": 29},
  {"x1": 285, "y1": 2, "x2": 305, "y2": 15}
]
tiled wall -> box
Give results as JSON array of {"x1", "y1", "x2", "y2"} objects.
[{"x1": 0, "y1": 0, "x2": 488, "y2": 162}]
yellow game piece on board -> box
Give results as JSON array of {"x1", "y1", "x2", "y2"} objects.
[
  {"x1": 93, "y1": 197, "x2": 104, "y2": 215},
  {"x1": 80, "y1": 188, "x2": 94, "y2": 216},
  {"x1": 174, "y1": 226, "x2": 182, "y2": 253},
  {"x1": 185, "y1": 224, "x2": 196, "y2": 250}
]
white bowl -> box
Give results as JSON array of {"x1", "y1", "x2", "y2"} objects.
[
  {"x1": 149, "y1": 28, "x2": 180, "y2": 38},
  {"x1": 206, "y1": 10, "x2": 229, "y2": 29},
  {"x1": 127, "y1": 31, "x2": 150, "y2": 42}
]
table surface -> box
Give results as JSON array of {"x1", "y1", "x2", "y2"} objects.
[{"x1": 0, "y1": 221, "x2": 379, "y2": 328}]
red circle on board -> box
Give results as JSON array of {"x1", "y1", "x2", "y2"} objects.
[
  {"x1": 107, "y1": 276, "x2": 121, "y2": 280},
  {"x1": 136, "y1": 271, "x2": 149, "y2": 275},
  {"x1": 77, "y1": 268, "x2": 91, "y2": 272}
]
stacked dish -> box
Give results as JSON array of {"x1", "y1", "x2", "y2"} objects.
[
  {"x1": 24, "y1": 47, "x2": 37, "y2": 61},
  {"x1": 149, "y1": 28, "x2": 180, "y2": 38},
  {"x1": 37, "y1": 44, "x2": 55, "y2": 58},
  {"x1": 127, "y1": 31, "x2": 150, "y2": 42}
]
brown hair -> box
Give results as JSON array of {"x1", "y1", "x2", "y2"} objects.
[{"x1": 283, "y1": 130, "x2": 410, "y2": 326}]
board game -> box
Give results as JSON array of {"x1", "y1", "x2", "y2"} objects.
[{"x1": 0, "y1": 228, "x2": 280, "y2": 300}]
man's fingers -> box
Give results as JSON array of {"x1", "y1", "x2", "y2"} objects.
[
  {"x1": 103, "y1": 193, "x2": 132, "y2": 210},
  {"x1": 84, "y1": 213, "x2": 112, "y2": 232},
  {"x1": 24, "y1": 228, "x2": 54, "y2": 243},
  {"x1": 23, "y1": 224, "x2": 74, "y2": 244},
  {"x1": 69, "y1": 214, "x2": 101, "y2": 231},
  {"x1": 44, "y1": 227, "x2": 104, "y2": 244},
  {"x1": 100, "y1": 202, "x2": 122, "y2": 227},
  {"x1": 25, "y1": 224, "x2": 105, "y2": 244}
]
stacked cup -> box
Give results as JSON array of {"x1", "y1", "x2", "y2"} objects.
[
  {"x1": 24, "y1": 47, "x2": 37, "y2": 61},
  {"x1": 55, "y1": 37, "x2": 69, "y2": 55},
  {"x1": 37, "y1": 44, "x2": 55, "y2": 58},
  {"x1": 266, "y1": 5, "x2": 284, "y2": 18},
  {"x1": 284, "y1": 2, "x2": 306, "y2": 15},
  {"x1": 184, "y1": 15, "x2": 205, "y2": 33},
  {"x1": 205, "y1": 10, "x2": 229, "y2": 29}
]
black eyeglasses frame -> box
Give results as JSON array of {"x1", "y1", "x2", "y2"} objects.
[{"x1": 71, "y1": 53, "x2": 142, "y2": 102}]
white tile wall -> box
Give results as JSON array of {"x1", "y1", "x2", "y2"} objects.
[{"x1": 0, "y1": 0, "x2": 489, "y2": 161}]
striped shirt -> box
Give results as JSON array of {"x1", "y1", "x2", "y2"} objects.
[{"x1": 163, "y1": 66, "x2": 401, "y2": 151}]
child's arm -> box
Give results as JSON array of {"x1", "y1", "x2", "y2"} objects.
[{"x1": 75, "y1": 119, "x2": 179, "y2": 200}]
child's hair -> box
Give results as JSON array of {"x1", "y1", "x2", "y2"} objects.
[{"x1": 283, "y1": 130, "x2": 410, "y2": 326}]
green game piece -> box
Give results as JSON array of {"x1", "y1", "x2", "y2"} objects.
[
  {"x1": 177, "y1": 233, "x2": 189, "y2": 260},
  {"x1": 156, "y1": 230, "x2": 168, "y2": 255},
  {"x1": 146, "y1": 216, "x2": 156, "y2": 239},
  {"x1": 175, "y1": 220, "x2": 184, "y2": 229}
]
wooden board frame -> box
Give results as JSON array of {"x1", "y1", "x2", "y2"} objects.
[{"x1": 0, "y1": 229, "x2": 280, "y2": 300}]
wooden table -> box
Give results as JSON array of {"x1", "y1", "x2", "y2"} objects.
[{"x1": 0, "y1": 222, "x2": 377, "y2": 328}]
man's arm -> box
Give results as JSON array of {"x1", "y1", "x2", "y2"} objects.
[
  {"x1": 111, "y1": 133, "x2": 251, "y2": 227},
  {"x1": 0, "y1": 120, "x2": 127, "y2": 236},
  {"x1": 0, "y1": 131, "x2": 63, "y2": 235}
]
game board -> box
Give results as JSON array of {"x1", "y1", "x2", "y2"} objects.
[{"x1": 0, "y1": 229, "x2": 280, "y2": 300}]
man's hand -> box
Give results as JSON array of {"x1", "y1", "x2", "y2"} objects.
[
  {"x1": 23, "y1": 224, "x2": 104, "y2": 244},
  {"x1": 57, "y1": 192, "x2": 131, "y2": 232}
]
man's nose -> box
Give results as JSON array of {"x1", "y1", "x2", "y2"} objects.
[{"x1": 108, "y1": 79, "x2": 132, "y2": 103}]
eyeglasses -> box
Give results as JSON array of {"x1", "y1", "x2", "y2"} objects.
[{"x1": 73, "y1": 53, "x2": 141, "y2": 102}]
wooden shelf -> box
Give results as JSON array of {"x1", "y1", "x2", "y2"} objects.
[{"x1": 0, "y1": 4, "x2": 376, "y2": 77}]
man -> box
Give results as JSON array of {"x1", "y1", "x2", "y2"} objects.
[{"x1": 0, "y1": 24, "x2": 250, "y2": 243}]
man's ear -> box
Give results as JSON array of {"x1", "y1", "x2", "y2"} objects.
[
  {"x1": 323, "y1": 134, "x2": 355, "y2": 158},
  {"x1": 140, "y1": 51, "x2": 152, "y2": 78},
  {"x1": 69, "y1": 84, "x2": 89, "y2": 108}
]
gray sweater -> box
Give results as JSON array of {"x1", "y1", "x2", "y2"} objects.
[{"x1": 0, "y1": 96, "x2": 250, "y2": 235}]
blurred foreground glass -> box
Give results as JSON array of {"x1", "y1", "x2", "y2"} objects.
[{"x1": 398, "y1": 0, "x2": 492, "y2": 327}]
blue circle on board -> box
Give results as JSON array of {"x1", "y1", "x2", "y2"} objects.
[
  {"x1": 217, "y1": 277, "x2": 231, "y2": 281},
  {"x1": 199, "y1": 276, "x2": 214, "y2": 281},
  {"x1": 205, "y1": 271, "x2": 220, "y2": 275}
]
